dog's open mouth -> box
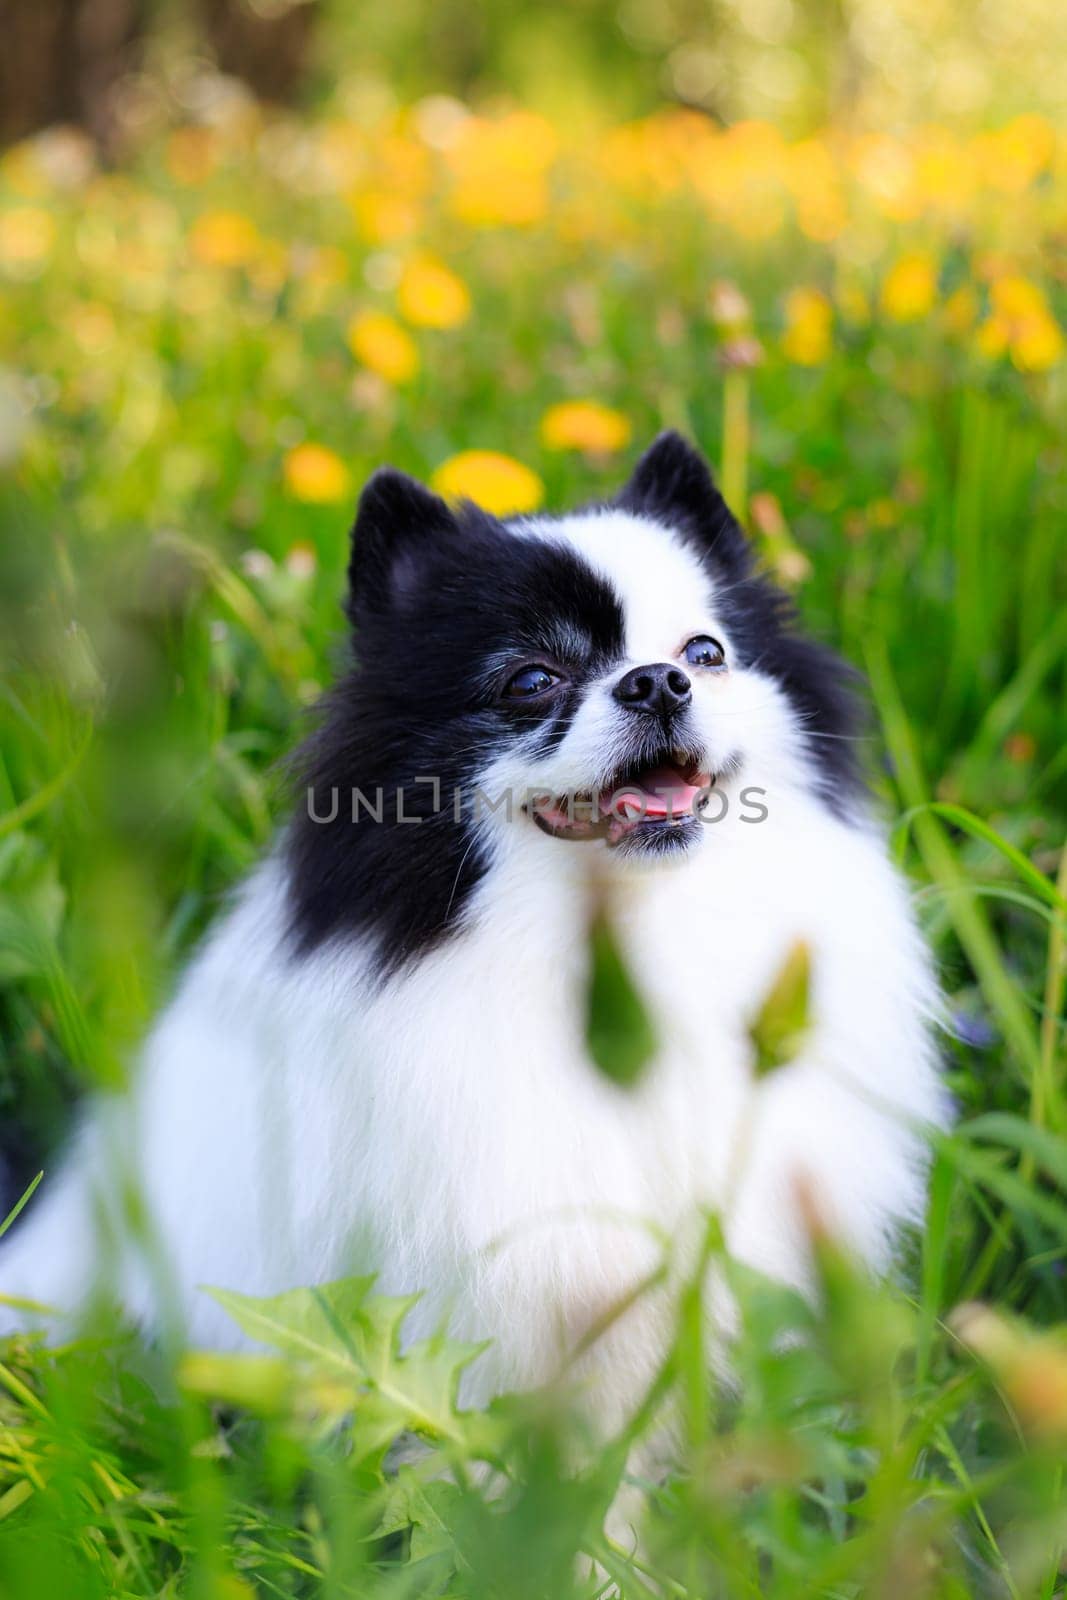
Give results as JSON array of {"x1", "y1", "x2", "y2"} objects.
[{"x1": 529, "y1": 753, "x2": 713, "y2": 845}]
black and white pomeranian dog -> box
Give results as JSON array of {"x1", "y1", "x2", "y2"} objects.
[{"x1": 1, "y1": 431, "x2": 943, "y2": 1438}]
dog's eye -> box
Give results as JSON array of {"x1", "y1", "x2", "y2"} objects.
[
  {"x1": 503, "y1": 665, "x2": 561, "y2": 699},
  {"x1": 683, "y1": 635, "x2": 726, "y2": 669}
]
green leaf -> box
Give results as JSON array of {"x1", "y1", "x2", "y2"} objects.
[
  {"x1": 584, "y1": 902, "x2": 657, "y2": 1087},
  {"x1": 205, "y1": 1278, "x2": 489, "y2": 1453},
  {"x1": 747, "y1": 939, "x2": 812, "y2": 1077}
]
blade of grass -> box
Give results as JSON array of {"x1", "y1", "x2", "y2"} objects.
[
  {"x1": 0, "y1": 1172, "x2": 43, "y2": 1240},
  {"x1": 867, "y1": 638, "x2": 1041, "y2": 1085},
  {"x1": 894, "y1": 802, "x2": 1067, "y2": 917},
  {"x1": 1037, "y1": 838, "x2": 1067, "y2": 1141}
]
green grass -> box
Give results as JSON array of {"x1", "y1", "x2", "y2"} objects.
[{"x1": 0, "y1": 84, "x2": 1065, "y2": 1598}]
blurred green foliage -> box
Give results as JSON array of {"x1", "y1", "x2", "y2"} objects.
[{"x1": 317, "y1": 0, "x2": 1067, "y2": 130}]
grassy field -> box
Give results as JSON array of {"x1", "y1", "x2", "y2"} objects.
[{"x1": 0, "y1": 77, "x2": 1066, "y2": 1599}]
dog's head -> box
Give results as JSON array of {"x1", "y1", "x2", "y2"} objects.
[{"x1": 288, "y1": 433, "x2": 863, "y2": 970}]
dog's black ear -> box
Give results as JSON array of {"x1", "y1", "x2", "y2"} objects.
[
  {"x1": 346, "y1": 467, "x2": 457, "y2": 617},
  {"x1": 617, "y1": 431, "x2": 748, "y2": 574}
]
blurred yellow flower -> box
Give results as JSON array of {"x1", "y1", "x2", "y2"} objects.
[
  {"x1": 881, "y1": 251, "x2": 937, "y2": 322},
  {"x1": 691, "y1": 120, "x2": 789, "y2": 242},
  {"x1": 781, "y1": 287, "x2": 832, "y2": 365},
  {"x1": 991, "y1": 276, "x2": 1046, "y2": 321},
  {"x1": 431, "y1": 451, "x2": 544, "y2": 515},
  {"x1": 284, "y1": 444, "x2": 351, "y2": 504},
  {"x1": 540, "y1": 401, "x2": 631, "y2": 455},
  {"x1": 347, "y1": 310, "x2": 419, "y2": 386},
  {"x1": 0, "y1": 206, "x2": 55, "y2": 274},
  {"x1": 1011, "y1": 313, "x2": 1064, "y2": 372},
  {"x1": 787, "y1": 139, "x2": 847, "y2": 241},
  {"x1": 351, "y1": 190, "x2": 421, "y2": 245},
  {"x1": 189, "y1": 210, "x2": 260, "y2": 268},
  {"x1": 397, "y1": 253, "x2": 471, "y2": 329},
  {"x1": 978, "y1": 115, "x2": 1056, "y2": 194},
  {"x1": 853, "y1": 134, "x2": 919, "y2": 222},
  {"x1": 349, "y1": 135, "x2": 430, "y2": 244},
  {"x1": 978, "y1": 276, "x2": 1064, "y2": 371},
  {"x1": 447, "y1": 111, "x2": 557, "y2": 228}
]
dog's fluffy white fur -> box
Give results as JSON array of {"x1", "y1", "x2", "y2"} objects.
[{"x1": 1, "y1": 467, "x2": 944, "y2": 1437}]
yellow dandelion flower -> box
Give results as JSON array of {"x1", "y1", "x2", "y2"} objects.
[
  {"x1": 787, "y1": 139, "x2": 847, "y2": 242},
  {"x1": 453, "y1": 172, "x2": 548, "y2": 229},
  {"x1": 397, "y1": 253, "x2": 470, "y2": 330},
  {"x1": 980, "y1": 278, "x2": 1064, "y2": 371},
  {"x1": 189, "y1": 210, "x2": 260, "y2": 269},
  {"x1": 347, "y1": 310, "x2": 419, "y2": 386},
  {"x1": 691, "y1": 120, "x2": 789, "y2": 242},
  {"x1": 447, "y1": 111, "x2": 556, "y2": 228},
  {"x1": 284, "y1": 444, "x2": 351, "y2": 505},
  {"x1": 991, "y1": 275, "x2": 1046, "y2": 322},
  {"x1": 853, "y1": 134, "x2": 919, "y2": 222},
  {"x1": 780, "y1": 287, "x2": 832, "y2": 366},
  {"x1": 978, "y1": 115, "x2": 1055, "y2": 195},
  {"x1": 0, "y1": 207, "x2": 56, "y2": 275},
  {"x1": 1010, "y1": 310, "x2": 1064, "y2": 372},
  {"x1": 881, "y1": 251, "x2": 937, "y2": 322},
  {"x1": 540, "y1": 401, "x2": 631, "y2": 455},
  {"x1": 351, "y1": 189, "x2": 421, "y2": 245},
  {"x1": 431, "y1": 451, "x2": 544, "y2": 515}
]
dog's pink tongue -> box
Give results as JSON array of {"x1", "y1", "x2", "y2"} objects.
[{"x1": 607, "y1": 764, "x2": 705, "y2": 819}]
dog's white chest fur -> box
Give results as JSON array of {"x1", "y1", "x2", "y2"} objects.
[{"x1": 20, "y1": 780, "x2": 938, "y2": 1419}]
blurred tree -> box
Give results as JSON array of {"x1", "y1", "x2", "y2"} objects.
[
  {"x1": 0, "y1": 0, "x2": 320, "y2": 153},
  {"x1": 197, "y1": 0, "x2": 320, "y2": 104},
  {"x1": 0, "y1": 0, "x2": 148, "y2": 152}
]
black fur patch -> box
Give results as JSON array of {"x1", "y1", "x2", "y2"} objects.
[
  {"x1": 286, "y1": 490, "x2": 625, "y2": 975},
  {"x1": 617, "y1": 431, "x2": 866, "y2": 811}
]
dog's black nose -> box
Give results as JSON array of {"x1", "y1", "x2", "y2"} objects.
[{"x1": 613, "y1": 662, "x2": 692, "y2": 716}]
